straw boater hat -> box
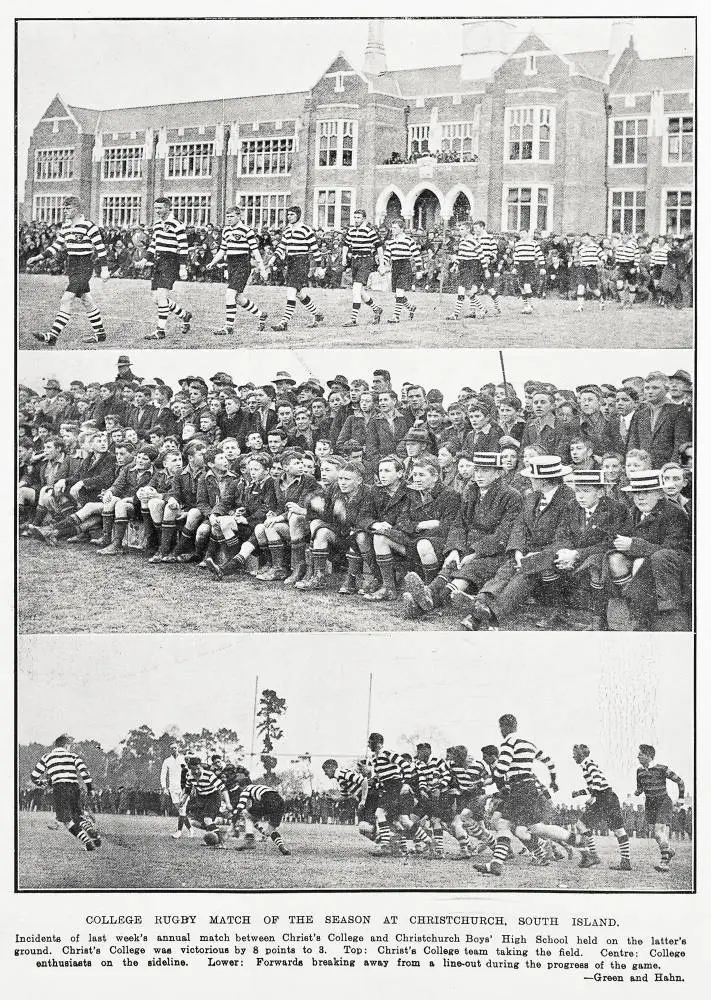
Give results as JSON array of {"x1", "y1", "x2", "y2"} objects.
[
  {"x1": 472, "y1": 452, "x2": 503, "y2": 468},
  {"x1": 571, "y1": 469, "x2": 606, "y2": 486},
  {"x1": 621, "y1": 470, "x2": 664, "y2": 492},
  {"x1": 520, "y1": 455, "x2": 571, "y2": 479}
]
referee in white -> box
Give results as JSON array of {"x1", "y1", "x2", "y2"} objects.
[{"x1": 160, "y1": 742, "x2": 192, "y2": 839}]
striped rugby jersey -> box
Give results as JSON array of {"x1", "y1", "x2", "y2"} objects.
[
  {"x1": 235, "y1": 783, "x2": 280, "y2": 812},
  {"x1": 45, "y1": 219, "x2": 107, "y2": 265},
  {"x1": 344, "y1": 223, "x2": 382, "y2": 256},
  {"x1": 384, "y1": 233, "x2": 424, "y2": 271},
  {"x1": 147, "y1": 215, "x2": 189, "y2": 260},
  {"x1": 650, "y1": 245, "x2": 669, "y2": 267},
  {"x1": 370, "y1": 748, "x2": 408, "y2": 784},
  {"x1": 513, "y1": 238, "x2": 545, "y2": 267},
  {"x1": 220, "y1": 222, "x2": 260, "y2": 257},
  {"x1": 494, "y1": 735, "x2": 557, "y2": 786},
  {"x1": 614, "y1": 241, "x2": 640, "y2": 266},
  {"x1": 579, "y1": 243, "x2": 602, "y2": 268},
  {"x1": 415, "y1": 755, "x2": 449, "y2": 792},
  {"x1": 32, "y1": 747, "x2": 92, "y2": 788},
  {"x1": 475, "y1": 232, "x2": 499, "y2": 269},
  {"x1": 444, "y1": 760, "x2": 490, "y2": 793},
  {"x1": 334, "y1": 768, "x2": 366, "y2": 799},
  {"x1": 183, "y1": 767, "x2": 226, "y2": 797},
  {"x1": 273, "y1": 223, "x2": 318, "y2": 260},
  {"x1": 579, "y1": 757, "x2": 611, "y2": 794},
  {"x1": 636, "y1": 764, "x2": 684, "y2": 799},
  {"x1": 456, "y1": 234, "x2": 483, "y2": 263}
]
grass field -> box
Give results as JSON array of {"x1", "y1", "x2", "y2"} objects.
[
  {"x1": 18, "y1": 275, "x2": 693, "y2": 350},
  {"x1": 18, "y1": 537, "x2": 597, "y2": 634},
  {"x1": 17, "y1": 812, "x2": 692, "y2": 891}
]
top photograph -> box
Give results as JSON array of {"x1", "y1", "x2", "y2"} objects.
[{"x1": 17, "y1": 17, "x2": 694, "y2": 351}]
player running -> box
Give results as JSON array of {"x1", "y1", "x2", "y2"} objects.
[
  {"x1": 341, "y1": 209, "x2": 385, "y2": 327},
  {"x1": 322, "y1": 758, "x2": 377, "y2": 843},
  {"x1": 31, "y1": 733, "x2": 101, "y2": 851},
  {"x1": 635, "y1": 744, "x2": 685, "y2": 872},
  {"x1": 269, "y1": 206, "x2": 323, "y2": 332},
  {"x1": 207, "y1": 205, "x2": 269, "y2": 335},
  {"x1": 572, "y1": 744, "x2": 631, "y2": 871},
  {"x1": 28, "y1": 196, "x2": 110, "y2": 346}
]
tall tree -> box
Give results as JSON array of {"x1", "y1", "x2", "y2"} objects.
[{"x1": 256, "y1": 689, "x2": 287, "y2": 785}]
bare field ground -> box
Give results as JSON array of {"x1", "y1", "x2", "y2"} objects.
[
  {"x1": 18, "y1": 539, "x2": 597, "y2": 634},
  {"x1": 18, "y1": 275, "x2": 693, "y2": 350},
  {"x1": 17, "y1": 812, "x2": 692, "y2": 891}
]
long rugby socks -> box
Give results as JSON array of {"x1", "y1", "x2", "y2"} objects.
[
  {"x1": 225, "y1": 303, "x2": 237, "y2": 331},
  {"x1": 167, "y1": 298, "x2": 186, "y2": 320},
  {"x1": 616, "y1": 833, "x2": 630, "y2": 863},
  {"x1": 283, "y1": 300, "x2": 296, "y2": 324},
  {"x1": 86, "y1": 308, "x2": 104, "y2": 336},
  {"x1": 351, "y1": 301, "x2": 361, "y2": 323},
  {"x1": 50, "y1": 311, "x2": 71, "y2": 339},
  {"x1": 240, "y1": 297, "x2": 261, "y2": 317},
  {"x1": 375, "y1": 554, "x2": 396, "y2": 591}
]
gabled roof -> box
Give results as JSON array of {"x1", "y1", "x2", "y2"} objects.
[
  {"x1": 611, "y1": 55, "x2": 694, "y2": 94},
  {"x1": 92, "y1": 92, "x2": 308, "y2": 134},
  {"x1": 380, "y1": 64, "x2": 486, "y2": 96},
  {"x1": 67, "y1": 105, "x2": 101, "y2": 133},
  {"x1": 565, "y1": 49, "x2": 614, "y2": 81},
  {"x1": 512, "y1": 33, "x2": 551, "y2": 55}
]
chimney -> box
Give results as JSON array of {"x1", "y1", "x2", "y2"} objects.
[
  {"x1": 363, "y1": 18, "x2": 387, "y2": 76},
  {"x1": 461, "y1": 18, "x2": 518, "y2": 81},
  {"x1": 609, "y1": 19, "x2": 634, "y2": 59}
]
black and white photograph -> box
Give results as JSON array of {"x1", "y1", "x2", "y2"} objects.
[
  {"x1": 17, "y1": 347, "x2": 693, "y2": 634},
  {"x1": 17, "y1": 631, "x2": 694, "y2": 892},
  {"x1": 17, "y1": 17, "x2": 693, "y2": 350}
]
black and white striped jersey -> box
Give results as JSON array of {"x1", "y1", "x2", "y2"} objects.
[
  {"x1": 220, "y1": 223, "x2": 260, "y2": 257},
  {"x1": 31, "y1": 747, "x2": 92, "y2": 788},
  {"x1": 273, "y1": 223, "x2": 318, "y2": 260},
  {"x1": 415, "y1": 755, "x2": 449, "y2": 792},
  {"x1": 334, "y1": 768, "x2": 366, "y2": 799},
  {"x1": 614, "y1": 241, "x2": 640, "y2": 266},
  {"x1": 513, "y1": 238, "x2": 545, "y2": 267},
  {"x1": 579, "y1": 757, "x2": 611, "y2": 794},
  {"x1": 384, "y1": 233, "x2": 424, "y2": 271},
  {"x1": 183, "y1": 767, "x2": 226, "y2": 797},
  {"x1": 444, "y1": 759, "x2": 490, "y2": 793},
  {"x1": 456, "y1": 234, "x2": 483, "y2": 263},
  {"x1": 370, "y1": 748, "x2": 407, "y2": 784},
  {"x1": 45, "y1": 219, "x2": 108, "y2": 265},
  {"x1": 344, "y1": 223, "x2": 382, "y2": 256},
  {"x1": 476, "y1": 232, "x2": 499, "y2": 268},
  {"x1": 235, "y1": 783, "x2": 280, "y2": 812},
  {"x1": 494, "y1": 735, "x2": 557, "y2": 786},
  {"x1": 147, "y1": 215, "x2": 189, "y2": 260},
  {"x1": 579, "y1": 243, "x2": 602, "y2": 268},
  {"x1": 650, "y1": 244, "x2": 669, "y2": 267}
]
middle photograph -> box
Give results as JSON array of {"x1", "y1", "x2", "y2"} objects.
[{"x1": 18, "y1": 347, "x2": 693, "y2": 635}]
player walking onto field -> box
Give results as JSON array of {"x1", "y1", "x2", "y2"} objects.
[
  {"x1": 160, "y1": 741, "x2": 192, "y2": 839},
  {"x1": 28, "y1": 196, "x2": 110, "y2": 346},
  {"x1": 341, "y1": 209, "x2": 385, "y2": 327},
  {"x1": 472, "y1": 220, "x2": 502, "y2": 315},
  {"x1": 574, "y1": 233, "x2": 604, "y2": 312},
  {"x1": 207, "y1": 205, "x2": 269, "y2": 335},
  {"x1": 139, "y1": 197, "x2": 192, "y2": 341},
  {"x1": 571, "y1": 744, "x2": 631, "y2": 871},
  {"x1": 513, "y1": 231, "x2": 546, "y2": 314},
  {"x1": 635, "y1": 744, "x2": 685, "y2": 872},
  {"x1": 384, "y1": 217, "x2": 424, "y2": 323},
  {"x1": 31, "y1": 733, "x2": 101, "y2": 851},
  {"x1": 269, "y1": 206, "x2": 324, "y2": 332},
  {"x1": 614, "y1": 234, "x2": 641, "y2": 308},
  {"x1": 447, "y1": 218, "x2": 485, "y2": 321}
]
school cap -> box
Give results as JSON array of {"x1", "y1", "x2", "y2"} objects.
[
  {"x1": 44, "y1": 378, "x2": 60, "y2": 390},
  {"x1": 404, "y1": 427, "x2": 429, "y2": 443}
]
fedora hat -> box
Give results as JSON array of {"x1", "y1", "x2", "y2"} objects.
[
  {"x1": 273, "y1": 371, "x2": 296, "y2": 386},
  {"x1": 520, "y1": 454, "x2": 571, "y2": 479}
]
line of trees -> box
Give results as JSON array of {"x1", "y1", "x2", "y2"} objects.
[{"x1": 18, "y1": 688, "x2": 290, "y2": 792}]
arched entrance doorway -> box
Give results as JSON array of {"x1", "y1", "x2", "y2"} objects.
[
  {"x1": 451, "y1": 191, "x2": 472, "y2": 223},
  {"x1": 385, "y1": 193, "x2": 402, "y2": 220},
  {"x1": 413, "y1": 189, "x2": 441, "y2": 231}
]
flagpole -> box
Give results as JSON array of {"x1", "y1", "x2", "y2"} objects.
[
  {"x1": 250, "y1": 674, "x2": 259, "y2": 765},
  {"x1": 365, "y1": 672, "x2": 373, "y2": 746}
]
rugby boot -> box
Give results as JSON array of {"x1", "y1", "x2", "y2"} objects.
[
  {"x1": 610, "y1": 859, "x2": 632, "y2": 871},
  {"x1": 181, "y1": 310, "x2": 193, "y2": 334},
  {"x1": 402, "y1": 571, "x2": 434, "y2": 613},
  {"x1": 33, "y1": 332, "x2": 58, "y2": 346},
  {"x1": 371, "y1": 305, "x2": 383, "y2": 324}
]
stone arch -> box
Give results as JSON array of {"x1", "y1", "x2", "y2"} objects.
[
  {"x1": 402, "y1": 181, "x2": 446, "y2": 221},
  {"x1": 443, "y1": 184, "x2": 476, "y2": 221},
  {"x1": 374, "y1": 184, "x2": 406, "y2": 223}
]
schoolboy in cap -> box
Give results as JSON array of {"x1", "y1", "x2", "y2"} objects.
[
  {"x1": 402, "y1": 452, "x2": 522, "y2": 620},
  {"x1": 461, "y1": 455, "x2": 573, "y2": 630},
  {"x1": 552, "y1": 469, "x2": 629, "y2": 623},
  {"x1": 400, "y1": 426, "x2": 431, "y2": 480},
  {"x1": 605, "y1": 470, "x2": 691, "y2": 630},
  {"x1": 207, "y1": 204, "x2": 269, "y2": 335}
]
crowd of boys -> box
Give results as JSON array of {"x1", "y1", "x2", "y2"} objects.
[{"x1": 19, "y1": 360, "x2": 693, "y2": 631}]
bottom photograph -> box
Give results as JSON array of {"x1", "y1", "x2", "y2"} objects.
[{"x1": 17, "y1": 631, "x2": 693, "y2": 892}]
